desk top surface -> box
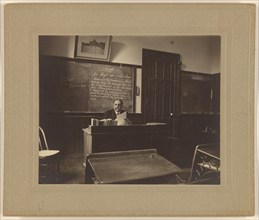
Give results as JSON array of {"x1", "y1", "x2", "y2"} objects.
[
  {"x1": 87, "y1": 149, "x2": 182, "y2": 184},
  {"x1": 83, "y1": 124, "x2": 168, "y2": 134}
]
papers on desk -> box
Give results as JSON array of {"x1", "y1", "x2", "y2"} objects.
[
  {"x1": 90, "y1": 112, "x2": 128, "y2": 126},
  {"x1": 116, "y1": 112, "x2": 127, "y2": 126}
]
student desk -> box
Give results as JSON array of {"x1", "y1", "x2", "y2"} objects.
[{"x1": 84, "y1": 149, "x2": 183, "y2": 184}]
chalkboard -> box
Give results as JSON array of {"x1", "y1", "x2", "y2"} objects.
[
  {"x1": 40, "y1": 56, "x2": 135, "y2": 113},
  {"x1": 180, "y1": 71, "x2": 212, "y2": 113}
]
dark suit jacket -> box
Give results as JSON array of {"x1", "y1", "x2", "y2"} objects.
[{"x1": 103, "y1": 109, "x2": 125, "y2": 120}]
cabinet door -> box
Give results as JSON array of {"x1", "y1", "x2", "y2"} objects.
[{"x1": 142, "y1": 49, "x2": 181, "y2": 122}]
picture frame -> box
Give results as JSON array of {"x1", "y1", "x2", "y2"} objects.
[{"x1": 74, "y1": 35, "x2": 112, "y2": 61}]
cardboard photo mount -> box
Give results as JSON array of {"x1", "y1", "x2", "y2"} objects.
[{"x1": 2, "y1": 3, "x2": 257, "y2": 217}]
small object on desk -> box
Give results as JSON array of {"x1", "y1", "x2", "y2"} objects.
[
  {"x1": 84, "y1": 149, "x2": 183, "y2": 184},
  {"x1": 146, "y1": 122, "x2": 167, "y2": 125},
  {"x1": 91, "y1": 118, "x2": 100, "y2": 126},
  {"x1": 90, "y1": 118, "x2": 118, "y2": 126}
]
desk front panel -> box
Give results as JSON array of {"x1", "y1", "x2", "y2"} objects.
[{"x1": 83, "y1": 125, "x2": 169, "y2": 158}]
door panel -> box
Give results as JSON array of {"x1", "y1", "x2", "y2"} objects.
[{"x1": 142, "y1": 49, "x2": 180, "y2": 123}]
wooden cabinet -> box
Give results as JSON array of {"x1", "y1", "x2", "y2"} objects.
[
  {"x1": 180, "y1": 71, "x2": 220, "y2": 114},
  {"x1": 180, "y1": 71, "x2": 211, "y2": 114}
]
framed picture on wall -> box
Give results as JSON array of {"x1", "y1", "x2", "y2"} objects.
[{"x1": 74, "y1": 35, "x2": 112, "y2": 61}]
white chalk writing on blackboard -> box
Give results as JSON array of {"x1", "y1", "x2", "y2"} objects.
[
  {"x1": 60, "y1": 81, "x2": 87, "y2": 88},
  {"x1": 90, "y1": 70, "x2": 133, "y2": 100}
]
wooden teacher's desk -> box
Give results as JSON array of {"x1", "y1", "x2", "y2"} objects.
[
  {"x1": 85, "y1": 149, "x2": 183, "y2": 184},
  {"x1": 82, "y1": 124, "x2": 169, "y2": 156}
]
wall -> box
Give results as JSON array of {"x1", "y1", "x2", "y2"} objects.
[
  {"x1": 210, "y1": 36, "x2": 221, "y2": 73},
  {"x1": 39, "y1": 35, "x2": 220, "y2": 73}
]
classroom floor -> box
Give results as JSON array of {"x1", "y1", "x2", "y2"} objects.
[
  {"x1": 39, "y1": 153, "x2": 85, "y2": 184},
  {"x1": 39, "y1": 153, "x2": 191, "y2": 184}
]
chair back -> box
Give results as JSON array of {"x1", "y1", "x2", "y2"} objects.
[
  {"x1": 39, "y1": 127, "x2": 49, "y2": 151},
  {"x1": 188, "y1": 143, "x2": 220, "y2": 184}
]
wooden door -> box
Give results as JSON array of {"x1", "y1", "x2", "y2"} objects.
[{"x1": 142, "y1": 49, "x2": 181, "y2": 123}]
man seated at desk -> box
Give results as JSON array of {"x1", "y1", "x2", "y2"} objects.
[{"x1": 103, "y1": 99, "x2": 132, "y2": 125}]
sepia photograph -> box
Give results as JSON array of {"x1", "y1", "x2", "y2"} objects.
[
  {"x1": 2, "y1": 2, "x2": 257, "y2": 218},
  {"x1": 39, "y1": 35, "x2": 221, "y2": 185}
]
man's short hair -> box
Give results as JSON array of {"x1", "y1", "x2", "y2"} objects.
[{"x1": 113, "y1": 99, "x2": 123, "y2": 105}]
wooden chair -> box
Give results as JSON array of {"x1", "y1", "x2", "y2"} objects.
[
  {"x1": 176, "y1": 143, "x2": 220, "y2": 184},
  {"x1": 39, "y1": 126, "x2": 60, "y2": 183}
]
